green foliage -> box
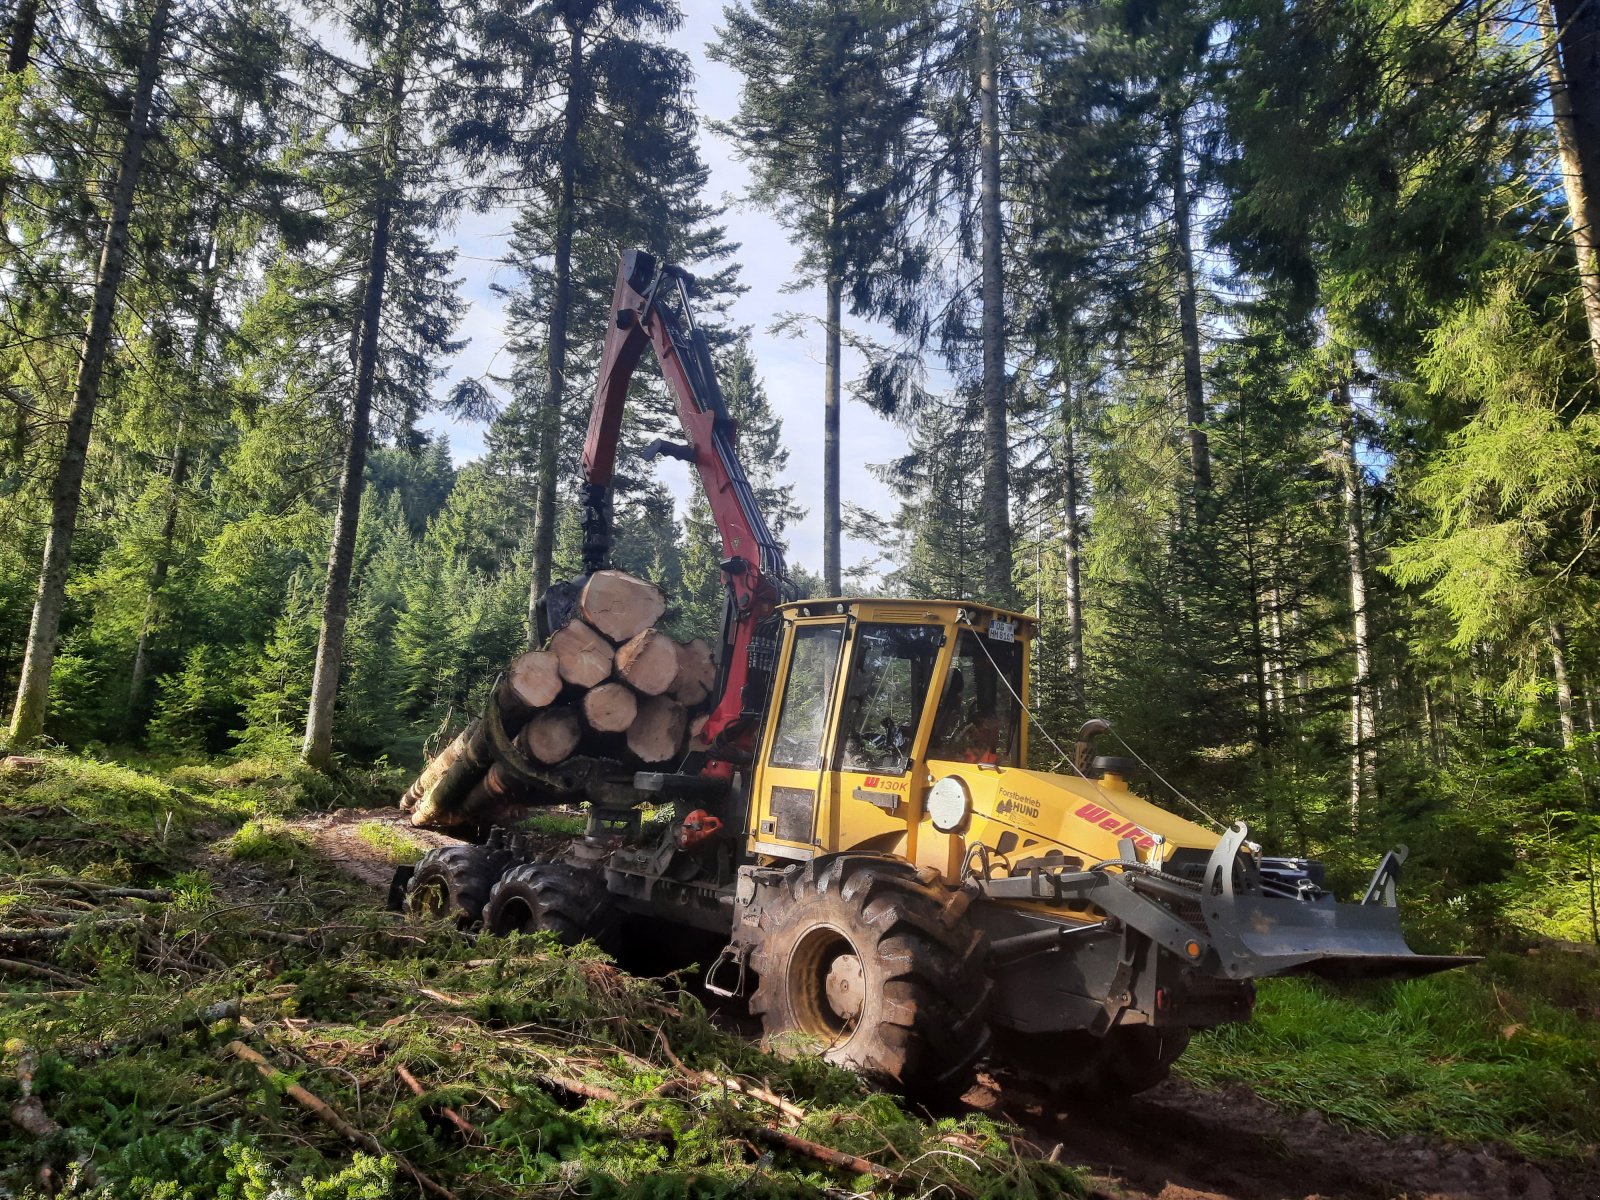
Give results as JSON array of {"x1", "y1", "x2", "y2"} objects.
[{"x1": 1182, "y1": 960, "x2": 1600, "y2": 1159}]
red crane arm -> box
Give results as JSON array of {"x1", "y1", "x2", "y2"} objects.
[{"x1": 578, "y1": 250, "x2": 786, "y2": 775}]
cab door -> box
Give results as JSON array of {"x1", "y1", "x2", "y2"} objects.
[{"x1": 748, "y1": 619, "x2": 847, "y2": 861}]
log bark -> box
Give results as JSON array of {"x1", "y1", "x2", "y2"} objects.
[
  {"x1": 460, "y1": 761, "x2": 528, "y2": 819},
  {"x1": 615, "y1": 629, "x2": 680, "y2": 696},
  {"x1": 579, "y1": 570, "x2": 665, "y2": 642},
  {"x1": 8, "y1": 0, "x2": 170, "y2": 747},
  {"x1": 521, "y1": 707, "x2": 581, "y2": 765},
  {"x1": 628, "y1": 695, "x2": 686, "y2": 764},
  {"x1": 505, "y1": 649, "x2": 563, "y2": 712},
  {"x1": 407, "y1": 720, "x2": 497, "y2": 826},
  {"x1": 550, "y1": 619, "x2": 613, "y2": 688},
  {"x1": 673, "y1": 638, "x2": 716, "y2": 707},
  {"x1": 582, "y1": 682, "x2": 637, "y2": 734}
]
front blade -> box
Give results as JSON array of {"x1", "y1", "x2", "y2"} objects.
[{"x1": 1211, "y1": 894, "x2": 1478, "y2": 982}]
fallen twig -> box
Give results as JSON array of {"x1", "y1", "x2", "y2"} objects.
[
  {"x1": 67, "y1": 999, "x2": 241, "y2": 1061},
  {"x1": 395, "y1": 1062, "x2": 480, "y2": 1142},
  {"x1": 749, "y1": 1124, "x2": 895, "y2": 1186},
  {"x1": 536, "y1": 1073, "x2": 621, "y2": 1105},
  {"x1": 227, "y1": 1041, "x2": 456, "y2": 1200},
  {"x1": 0, "y1": 916, "x2": 142, "y2": 942},
  {"x1": 28, "y1": 879, "x2": 173, "y2": 902},
  {"x1": 0, "y1": 956, "x2": 86, "y2": 986},
  {"x1": 657, "y1": 1033, "x2": 805, "y2": 1125}
]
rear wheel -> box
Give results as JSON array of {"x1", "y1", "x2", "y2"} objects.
[
  {"x1": 406, "y1": 845, "x2": 513, "y2": 930},
  {"x1": 483, "y1": 862, "x2": 618, "y2": 951},
  {"x1": 749, "y1": 855, "x2": 992, "y2": 1103}
]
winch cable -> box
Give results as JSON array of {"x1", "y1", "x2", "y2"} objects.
[
  {"x1": 970, "y1": 629, "x2": 1227, "y2": 834},
  {"x1": 1106, "y1": 726, "x2": 1227, "y2": 833}
]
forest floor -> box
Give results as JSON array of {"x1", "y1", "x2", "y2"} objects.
[{"x1": 1, "y1": 753, "x2": 1597, "y2": 1199}]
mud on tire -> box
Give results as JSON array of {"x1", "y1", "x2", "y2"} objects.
[
  {"x1": 749, "y1": 854, "x2": 992, "y2": 1103},
  {"x1": 484, "y1": 862, "x2": 619, "y2": 951},
  {"x1": 406, "y1": 845, "x2": 514, "y2": 930}
]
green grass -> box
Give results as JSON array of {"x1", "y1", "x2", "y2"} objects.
[
  {"x1": 1180, "y1": 958, "x2": 1600, "y2": 1159},
  {"x1": 0, "y1": 753, "x2": 1082, "y2": 1199},
  {"x1": 353, "y1": 820, "x2": 427, "y2": 864}
]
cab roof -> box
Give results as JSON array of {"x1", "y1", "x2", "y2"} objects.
[{"x1": 779, "y1": 596, "x2": 1035, "y2": 631}]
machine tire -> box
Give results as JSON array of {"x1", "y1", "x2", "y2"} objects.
[
  {"x1": 406, "y1": 845, "x2": 514, "y2": 930},
  {"x1": 1094, "y1": 1025, "x2": 1190, "y2": 1096},
  {"x1": 483, "y1": 862, "x2": 619, "y2": 951},
  {"x1": 748, "y1": 855, "x2": 992, "y2": 1103}
]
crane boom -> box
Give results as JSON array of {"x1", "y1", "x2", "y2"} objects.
[{"x1": 552, "y1": 250, "x2": 786, "y2": 777}]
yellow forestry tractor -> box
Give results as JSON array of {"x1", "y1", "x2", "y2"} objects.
[{"x1": 398, "y1": 251, "x2": 1470, "y2": 1101}]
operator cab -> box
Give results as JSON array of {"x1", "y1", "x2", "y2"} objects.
[{"x1": 749, "y1": 599, "x2": 1034, "y2": 877}]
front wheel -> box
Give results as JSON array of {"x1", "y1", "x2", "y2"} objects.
[{"x1": 749, "y1": 855, "x2": 992, "y2": 1103}]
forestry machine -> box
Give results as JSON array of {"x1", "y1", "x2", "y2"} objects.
[{"x1": 402, "y1": 250, "x2": 1472, "y2": 1101}]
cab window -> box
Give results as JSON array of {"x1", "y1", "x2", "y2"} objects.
[
  {"x1": 929, "y1": 629, "x2": 1023, "y2": 766},
  {"x1": 769, "y1": 624, "x2": 845, "y2": 770},
  {"x1": 838, "y1": 624, "x2": 942, "y2": 774}
]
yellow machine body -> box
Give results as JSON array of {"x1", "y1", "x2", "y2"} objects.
[{"x1": 746, "y1": 599, "x2": 1220, "y2": 893}]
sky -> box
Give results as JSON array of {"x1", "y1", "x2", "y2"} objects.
[{"x1": 421, "y1": 0, "x2": 911, "y2": 583}]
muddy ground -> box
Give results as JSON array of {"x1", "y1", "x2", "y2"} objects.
[{"x1": 297, "y1": 806, "x2": 1594, "y2": 1200}]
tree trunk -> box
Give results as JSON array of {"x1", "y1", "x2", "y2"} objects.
[
  {"x1": 526, "y1": 15, "x2": 586, "y2": 642},
  {"x1": 1544, "y1": 0, "x2": 1600, "y2": 374},
  {"x1": 1060, "y1": 387, "x2": 1084, "y2": 691},
  {"x1": 5, "y1": 0, "x2": 37, "y2": 73},
  {"x1": 8, "y1": 0, "x2": 169, "y2": 747},
  {"x1": 1170, "y1": 107, "x2": 1211, "y2": 499},
  {"x1": 1339, "y1": 381, "x2": 1376, "y2": 821},
  {"x1": 1551, "y1": 619, "x2": 1578, "y2": 752},
  {"x1": 128, "y1": 239, "x2": 221, "y2": 721},
  {"x1": 822, "y1": 273, "x2": 841, "y2": 596},
  {"x1": 302, "y1": 60, "x2": 400, "y2": 769},
  {"x1": 977, "y1": 0, "x2": 1012, "y2": 601}
]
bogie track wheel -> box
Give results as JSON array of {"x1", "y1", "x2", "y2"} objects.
[
  {"x1": 406, "y1": 845, "x2": 514, "y2": 930},
  {"x1": 749, "y1": 855, "x2": 992, "y2": 1103},
  {"x1": 483, "y1": 862, "x2": 619, "y2": 952}
]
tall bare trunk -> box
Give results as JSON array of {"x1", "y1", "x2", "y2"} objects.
[
  {"x1": 527, "y1": 16, "x2": 586, "y2": 641},
  {"x1": 8, "y1": 0, "x2": 168, "y2": 747},
  {"x1": 977, "y1": 0, "x2": 1012, "y2": 601},
  {"x1": 1170, "y1": 108, "x2": 1210, "y2": 499},
  {"x1": 302, "y1": 61, "x2": 401, "y2": 769},
  {"x1": 128, "y1": 241, "x2": 220, "y2": 721},
  {"x1": 1061, "y1": 394, "x2": 1084, "y2": 691},
  {"x1": 1551, "y1": 619, "x2": 1578, "y2": 752},
  {"x1": 1339, "y1": 381, "x2": 1375, "y2": 820},
  {"x1": 1543, "y1": 0, "x2": 1600, "y2": 373},
  {"x1": 823, "y1": 274, "x2": 841, "y2": 595}
]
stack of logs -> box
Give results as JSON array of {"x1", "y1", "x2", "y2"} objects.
[{"x1": 400, "y1": 570, "x2": 716, "y2": 830}]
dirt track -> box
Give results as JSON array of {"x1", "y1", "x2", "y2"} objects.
[{"x1": 307, "y1": 806, "x2": 1592, "y2": 1200}]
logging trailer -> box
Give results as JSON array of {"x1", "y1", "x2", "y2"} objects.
[{"x1": 397, "y1": 250, "x2": 1473, "y2": 1101}]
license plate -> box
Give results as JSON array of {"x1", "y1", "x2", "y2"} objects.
[{"x1": 987, "y1": 618, "x2": 1015, "y2": 643}]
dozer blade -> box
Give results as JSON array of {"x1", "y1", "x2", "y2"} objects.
[{"x1": 1210, "y1": 894, "x2": 1479, "y2": 982}]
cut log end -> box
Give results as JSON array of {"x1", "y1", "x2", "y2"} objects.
[
  {"x1": 615, "y1": 629, "x2": 681, "y2": 696},
  {"x1": 672, "y1": 638, "x2": 716, "y2": 707},
  {"x1": 520, "y1": 707, "x2": 582, "y2": 765},
  {"x1": 505, "y1": 650, "x2": 564, "y2": 711},
  {"x1": 579, "y1": 570, "x2": 666, "y2": 643},
  {"x1": 550, "y1": 619, "x2": 614, "y2": 689},
  {"x1": 582, "y1": 682, "x2": 638, "y2": 734},
  {"x1": 628, "y1": 695, "x2": 687, "y2": 765}
]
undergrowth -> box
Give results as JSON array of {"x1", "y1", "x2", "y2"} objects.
[
  {"x1": 1180, "y1": 955, "x2": 1600, "y2": 1159},
  {"x1": 0, "y1": 753, "x2": 1081, "y2": 1198}
]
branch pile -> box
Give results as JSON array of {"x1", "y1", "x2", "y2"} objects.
[{"x1": 400, "y1": 570, "x2": 717, "y2": 830}]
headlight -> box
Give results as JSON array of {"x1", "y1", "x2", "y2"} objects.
[{"x1": 927, "y1": 776, "x2": 971, "y2": 833}]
